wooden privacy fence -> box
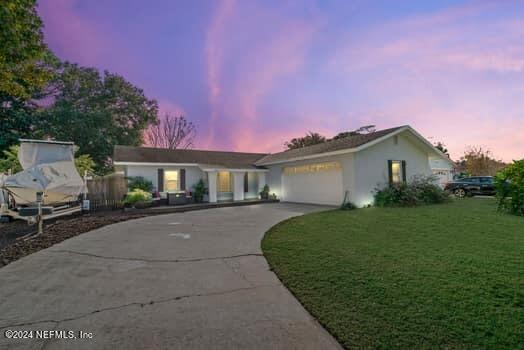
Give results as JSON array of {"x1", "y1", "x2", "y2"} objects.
[{"x1": 86, "y1": 173, "x2": 128, "y2": 212}]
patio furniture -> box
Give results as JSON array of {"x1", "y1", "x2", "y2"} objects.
[{"x1": 167, "y1": 191, "x2": 193, "y2": 205}]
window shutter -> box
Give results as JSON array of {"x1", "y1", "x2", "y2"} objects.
[
  {"x1": 402, "y1": 160, "x2": 407, "y2": 183},
  {"x1": 180, "y1": 169, "x2": 186, "y2": 190},
  {"x1": 157, "y1": 169, "x2": 164, "y2": 192},
  {"x1": 387, "y1": 160, "x2": 393, "y2": 185},
  {"x1": 244, "y1": 173, "x2": 249, "y2": 193}
]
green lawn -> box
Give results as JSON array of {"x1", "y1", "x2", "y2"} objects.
[{"x1": 262, "y1": 198, "x2": 524, "y2": 349}]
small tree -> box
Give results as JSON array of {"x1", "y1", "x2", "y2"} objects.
[
  {"x1": 495, "y1": 160, "x2": 524, "y2": 216},
  {"x1": 259, "y1": 184, "x2": 270, "y2": 200},
  {"x1": 75, "y1": 154, "x2": 96, "y2": 176},
  {"x1": 192, "y1": 179, "x2": 207, "y2": 203},
  {"x1": 144, "y1": 114, "x2": 196, "y2": 149},
  {"x1": 285, "y1": 132, "x2": 326, "y2": 150}
]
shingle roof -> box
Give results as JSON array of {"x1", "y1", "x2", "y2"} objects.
[
  {"x1": 113, "y1": 146, "x2": 267, "y2": 169},
  {"x1": 255, "y1": 126, "x2": 406, "y2": 165},
  {"x1": 114, "y1": 126, "x2": 407, "y2": 168}
]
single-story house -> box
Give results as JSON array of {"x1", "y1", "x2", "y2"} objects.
[{"x1": 113, "y1": 125, "x2": 454, "y2": 207}]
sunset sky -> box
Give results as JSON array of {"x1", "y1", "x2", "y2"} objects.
[{"x1": 38, "y1": 0, "x2": 523, "y2": 161}]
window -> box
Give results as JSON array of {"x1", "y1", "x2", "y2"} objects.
[
  {"x1": 164, "y1": 170, "x2": 179, "y2": 191},
  {"x1": 480, "y1": 177, "x2": 493, "y2": 184},
  {"x1": 217, "y1": 171, "x2": 231, "y2": 192},
  {"x1": 389, "y1": 160, "x2": 406, "y2": 184},
  {"x1": 391, "y1": 161, "x2": 402, "y2": 183}
]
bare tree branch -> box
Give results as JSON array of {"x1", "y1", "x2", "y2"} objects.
[{"x1": 144, "y1": 114, "x2": 196, "y2": 149}]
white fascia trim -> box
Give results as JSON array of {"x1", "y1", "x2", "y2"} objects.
[
  {"x1": 404, "y1": 126, "x2": 456, "y2": 166},
  {"x1": 255, "y1": 148, "x2": 357, "y2": 166},
  {"x1": 256, "y1": 127, "x2": 411, "y2": 166},
  {"x1": 201, "y1": 168, "x2": 269, "y2": 173},
  {"x1": 256, "y1": 126, "x2": 455, "y2": 166},
  {"x1": 113, "y1": 161, "x2": 199, "y2": 167}
]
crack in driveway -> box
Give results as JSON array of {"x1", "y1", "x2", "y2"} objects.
[
  {"x1": 48, "y1": 249, "x2": 263, "y2": 263},
  {"x1": 0, "y1": 284, "x2": 277, "y2": 331}
]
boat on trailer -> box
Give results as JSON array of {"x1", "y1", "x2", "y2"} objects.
[{"x1": 0, "y1": 139, "x2": 87, "y2": 222}]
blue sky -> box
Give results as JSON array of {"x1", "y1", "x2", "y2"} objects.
[{"x1": 38, "y1": 0, "x2": 524, "y2": 161}]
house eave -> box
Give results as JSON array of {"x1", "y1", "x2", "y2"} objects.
[
  {"x1": 199, "y1": 167, "x2": 269, "y2": 173},
  {"x1": 256, "y1": 126, "x2": 455, "y2": 167},
  {"x1": 113, "y1": 161, "x2": 199, "y2": 167},
  {"x1": 113, "y1": 161, "x2": 269, "y2": 172}
]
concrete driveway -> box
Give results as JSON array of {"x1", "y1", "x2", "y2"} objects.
[{"x1": 0, "y1": 203, "x2": 341, "y2": 350}]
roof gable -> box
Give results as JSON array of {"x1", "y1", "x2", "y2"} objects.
[{"x1": 255, "y1": 126, "x2": 405, "y2": 165}]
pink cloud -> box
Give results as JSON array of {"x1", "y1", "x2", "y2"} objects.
[
  {"x1": 204, "y1": 0, "x2": 236, "y2": 148},
  {"x1": 202, "y1": 1, "x2": 322, "y2": 152},
  {"x1": 324, "y1": 2, "x2": 524, "y2": 162},
  {"x1": 330, "y1": 2, "x2": 524, "y2": 74}
]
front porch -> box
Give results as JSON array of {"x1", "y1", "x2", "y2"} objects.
[{"x1": 203, "y1": 168, "x2": 268, "y2": 203}]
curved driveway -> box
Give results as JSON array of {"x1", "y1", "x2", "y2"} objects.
[{"x1": 0, "y1": 203, "x2": 341, "y2": 349}]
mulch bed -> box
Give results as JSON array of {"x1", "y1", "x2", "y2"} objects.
[{"x1": 0, "y1": 212, "x2": 146, "y2": 267}]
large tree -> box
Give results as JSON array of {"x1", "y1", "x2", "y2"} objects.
[
  {"x1": 39, "y1": 63, "x2": 158, "y2": 171},
  {"x1": 0, "y1": 0, "x2": 53, "y2": 99},
  {"x1": 434, "y1": 141, "x2": 449, "y2": 156},
  {"x1": 461, "y1": 146, "x2": 506, "y2": 176},
  {"x1": 284, "y1": 125, "x2": 378, "y2": 150},
  {"x1": 144, "y1": 114, "x2": 196, "y2": 149},
  {"x1": 332, "y1": 125, "x2": 376, "y2": 140},
  {"x1": 0, "y1": 0, "x2": 56, "y2": 153},
  {"x1": 285, "y1": 132, "x2": 326, "y2": 150}
]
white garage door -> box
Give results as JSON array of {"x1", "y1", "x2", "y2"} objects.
[
  {"x1": 281, "y1": 162, "x2": 344, "y2": 206},
  {"x1": 432, "y1": 169, "x2": 452, "y2": 188}
]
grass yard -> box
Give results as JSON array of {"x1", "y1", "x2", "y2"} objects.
[{"x1": 262, "y1": 198, "x2": 524, "y2": 349}]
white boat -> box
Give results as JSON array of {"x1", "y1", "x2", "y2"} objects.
[{"x1": 1, "y1": 140, "x2": 86, "y2": 206}]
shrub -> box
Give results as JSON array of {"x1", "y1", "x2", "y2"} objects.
[
  {"x1": 193, "y1": 179, "x2": 207, "y2": 203},
  {"x1": 123, "y1": 189, "x2": 152, "y2": 206},
  {"x1": 127, "y1": 176, "x2": 153, "y2": 192},
  {"x1": 340, "y1": 201, "x2": 357, "y2": 210},
  {"x1": 495, "y1": 160, "x2": 524, "y2": 216},
  {"x1": 260, "y1": 184, "x2": 270, "y2": 200},
  {"x1": 374, "y1": 175, "x2": 450, "y2": 207}
]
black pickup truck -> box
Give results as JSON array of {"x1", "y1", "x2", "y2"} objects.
[{"x1": 444, "y1": 176, "x2": 496, "y2": 197}]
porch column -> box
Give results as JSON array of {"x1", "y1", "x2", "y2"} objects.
[
  {"x1": 257, "y1": 172, "x2": 266, "y2": 193},
  {"x1": 232, "y1": 171, "x2": 245, "y2": 201},
  {"x1": 207, "y1": 171, "x2": 217, "y2": 203}
]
